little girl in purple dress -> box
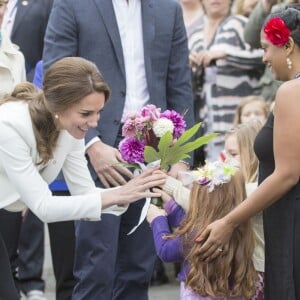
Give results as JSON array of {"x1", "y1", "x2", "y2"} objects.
[{"x1": 147, "y1": 161, "x2": 257, "y2": 300}]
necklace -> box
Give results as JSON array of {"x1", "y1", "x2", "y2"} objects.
[{"x1": 295, "y1": 72, "x2": 300, "y2": 79}]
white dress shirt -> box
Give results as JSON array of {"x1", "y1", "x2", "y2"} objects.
[{"x1": 112, "y1": 0, "x2": 149, "y2": 120}]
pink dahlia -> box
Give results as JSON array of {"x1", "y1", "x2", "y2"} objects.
[
  {"x1": 160, "y1": 110, "x2": 186, "y2": 138},
  {"x1": 119, "y1": 137, "x2": 145, "y2": 164},
  {"x1": 141, "y1": 104, "x2": 161, "y2": 121},
  {"x1": 122, "y1": 119, "x2": 136, "y2": 138}
]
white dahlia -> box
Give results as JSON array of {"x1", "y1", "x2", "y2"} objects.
[{"x1": 153, "y1": 118, "x2": 174, "y2": 138}]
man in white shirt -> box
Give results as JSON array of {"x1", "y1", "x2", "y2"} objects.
[{"x1": 43, "y1": 0, "x2": 194, "y2": 299}]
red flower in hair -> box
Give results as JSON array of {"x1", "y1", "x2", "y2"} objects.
[{"x1": 264, "y1": 17, "x2": 290, "y2": 47}]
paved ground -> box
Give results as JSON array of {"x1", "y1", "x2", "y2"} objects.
[{"x1": 24, "y1": 227, "x2": 180, "y2": 300}]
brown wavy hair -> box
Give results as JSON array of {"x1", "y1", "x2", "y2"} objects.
[
  {"x1": 172, "y1": 171, "x2": 256, "y2": 299},
  {"x1": 0, "y1": 57, "x2": 110, "y2": 165}
]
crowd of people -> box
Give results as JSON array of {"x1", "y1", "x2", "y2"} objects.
[{"x1": 1, "y1": 0, "x2": 300, "y2": 299}]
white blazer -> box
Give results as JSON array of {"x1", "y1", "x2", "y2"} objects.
[
  {"x1": 0, "y1": 30, "x2": 26, "y2": 97},
  {"x1": 0, "y1": 101, "x2": 128, "y2": 222}
]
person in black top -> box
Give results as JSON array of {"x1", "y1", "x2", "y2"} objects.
[{"x1": 194, "y1": 7, "x2": 300, "y2": 300}]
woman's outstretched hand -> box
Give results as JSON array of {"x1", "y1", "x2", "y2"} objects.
[
  {"x1": 195, "y1": 218, "x2": 235, "y2": 261},
  {"x1": 102, "y1": 167, "x2": 167, "y2": 208}
]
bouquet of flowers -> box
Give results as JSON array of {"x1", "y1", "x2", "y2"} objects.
[
  {"x1": 119, "y1": 104, "x2": 217, "y2": 170},
  {"x1": 118, "y1": 104, "x2": 217, "y2": 235}
]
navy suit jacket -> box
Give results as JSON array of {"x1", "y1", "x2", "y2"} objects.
[
  {"x1": 11, "y1": 0, "x2": 53, "y2": 81},
  {"x1": 43, "y1": 0, "x2": 193, "y2": 150}
]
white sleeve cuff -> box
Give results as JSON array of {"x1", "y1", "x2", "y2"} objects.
[{"x1": 85, "y1": 136, "x2": 101, "y2": 152}]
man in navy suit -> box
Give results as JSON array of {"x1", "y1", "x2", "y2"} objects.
[{"x1": 43, "y1": 0, "x2": 194, "y2": 299}]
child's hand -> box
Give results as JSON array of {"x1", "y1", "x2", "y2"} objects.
[
  {"x1": 152, "y1": 187, "x2": 172, "y2": 204},
  {"x1": 168, "y1": 162, "x2": 189, "y2": 179},
  {"x1": 147, "y1": 204, "x2": 166, "y2": 224}
]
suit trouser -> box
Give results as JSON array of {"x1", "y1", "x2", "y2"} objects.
[
  {"x1": 0, "y1": 210, "x2": 21, "y2": 291},
  {"x1": 73, "y1": 198, "x2": 157, "y2": 300},
  {"x1": 18, "y1": 211, "x2": 45, "y2": 294},
  {"x1": 48, "y1": 217, "x2": 76, "y2": 300},
  {"x1": 0, "y1": 231, "x2": 20, "y2": 300},
  {"x1": 15, "y1": 209, "x2": 76, "y2": 300},
  {"x1": 0, "y1": 209, "x2": 45, "y2": 295},
  {"x1": 48, "y1": 191, "x2": 76, "y2": 300},
  {"x1": 0, "y1": 202, "x2": 76, "y2": 300}
]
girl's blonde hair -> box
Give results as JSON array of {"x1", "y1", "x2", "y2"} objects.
[
  {"x1": 173, "y1": 172, "x2": 256, "y2": 299},
  {"x1": 0, "y1": 57, "x2": 110, "y2": 165},
  {"x1": 233, "y1": 96, "x2": 269, "y2": 126},
  {"x1": 225, "y1": 121, "x2": 262, "y2": 183}
]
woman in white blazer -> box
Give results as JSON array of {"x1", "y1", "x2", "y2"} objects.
[{"x1": 0, "y1": 56, "x2": 166, "y2": 299}]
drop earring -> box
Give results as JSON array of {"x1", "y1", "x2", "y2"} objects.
[
  {"x1": 54, "y1": 114, "x2": 59, "y2": 119},
  {"x1": 286, "y1": 57, "x2": 292, "y2": 70}
]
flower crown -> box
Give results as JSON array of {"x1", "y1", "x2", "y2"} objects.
[
  {"x1": 192, "y1": 161, "x2": 236, "y2": 192},
  {"x1": 264, "y1": 17, "x2": 290, "y2": 47}
]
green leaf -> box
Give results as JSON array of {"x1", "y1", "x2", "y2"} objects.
[
  {"x1": 144, "y1": 146, "x2": 160, "y2": 163},
  {"x1": 175, "y1": 122, "x2": 202, "y2": 146},
  {"x1": 172, "y1": 133, "x2": 218, "y2": 155},
  {"x1": 157, "y1": 131, "x2": 173, "y2": 157},
  {"x1": 143, "y1": 119, "x2": 218, "y2": 170},
  {"x1": 161, "y1": 132, "x2": 218, "y2": 169},
  {"x1": 162, "y1": 153, "x2": 191, "y2": 169}
]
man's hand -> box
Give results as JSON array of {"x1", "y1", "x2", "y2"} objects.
[{"x1": 87, "y1": 140, "x2": 133, "y2": 188}]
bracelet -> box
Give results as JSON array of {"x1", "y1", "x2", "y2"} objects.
[{"x1": 179, "y1": 160, "x2": 190, "y2": 169}]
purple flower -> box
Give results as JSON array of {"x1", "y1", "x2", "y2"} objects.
[
  {"x1": 119, "y1": 137, "x2": 145, "y2": 164},
  {"x1": 160, "y1": 110, "x2": 186, "y2": 138},
  {"x1": 122, "y1": 112, "x2": 151, "y2": 139},
  {"x1": 141, "y1": 104, "x2": 161, "y2": 121},
  {"x1": 198, "y1": 177, "x2": 211, "y2": 186}
]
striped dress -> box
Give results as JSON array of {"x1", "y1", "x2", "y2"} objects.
[{"x1": 189, "y1": 15, "x2": 265, "y2": 160}]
